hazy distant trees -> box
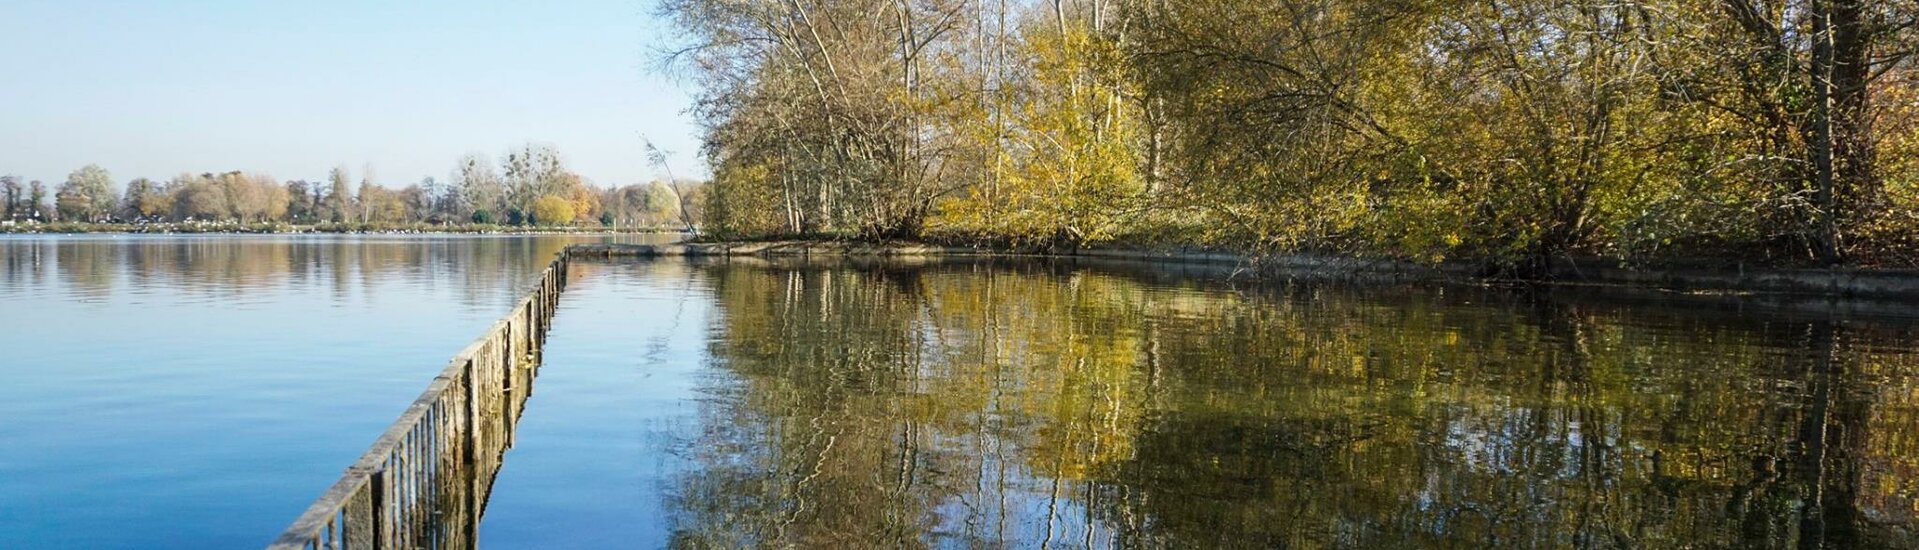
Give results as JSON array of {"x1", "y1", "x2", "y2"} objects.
[
  {"x1": 501, "y1": 144, "x2": 573, "y2": 224},
  {"x1": 27, "y1": 181, "x2": 46, "y2": 220},
  {"x1": 1, "y1": 176, "x2": 21, "y2": 220},
  {"x1": 601, "y1": 180, "x2": 685, "y2": 227},
  {"x1": 2, "y1": 148, "x2": 703, "y2": 228},
  {"x1": 455, "y1": 154, "x2": 504, "y2": 224},
  {"x1": 446, "y1": 143, "x2": 623, "y2": 227},
  {"x1": 0, "y1": 175, "x2": 52, "y2": 222}
]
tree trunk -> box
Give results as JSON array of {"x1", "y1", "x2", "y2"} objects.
[{"x1": 1807, "y1": 0, "x2": 1873, "y2": 265}]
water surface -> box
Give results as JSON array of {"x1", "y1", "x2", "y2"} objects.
[
  {"x1": 0, "y1": 234, "x2": 666, "y2": 548},
  {"x1": 484, "y1": 256, "x2": 1919, "y2": 548}
]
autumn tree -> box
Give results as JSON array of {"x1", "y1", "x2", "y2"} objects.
[
  {"x1": 122, "y1": 178, "x2": 169, "y2": 221},
  {"x1": 54, "y1": 164, "x2": 116, "y2": 222},
  {"x1": 531, "y1": 194, "x2": 577, "y2": 226}
]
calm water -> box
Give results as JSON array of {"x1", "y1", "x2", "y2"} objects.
[
  {"x1": 481, "y1": 257, "x2": 1919, "y2": 549},
  {"x1": 7, "y1": 240, "x2": 1919, "y2": 548},
  {"x1": 0, "y1": 234, "x2": 668, "y2": 549}
]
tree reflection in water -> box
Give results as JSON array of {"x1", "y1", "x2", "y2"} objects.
[{"x1": 644, "y1": 257, "x2": 1919, "y2": 549}]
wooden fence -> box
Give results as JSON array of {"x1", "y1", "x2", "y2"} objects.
[{"x1": 267, "y1": 254, "x2": 571, "y2": 550}]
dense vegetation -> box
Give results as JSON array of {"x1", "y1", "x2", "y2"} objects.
[
  {"x1": 665, "y1": 0, "x2": 1919, "y2": 271},
  {"x1": 0, "y1": 144, "x2": 703, "y2": 231}
]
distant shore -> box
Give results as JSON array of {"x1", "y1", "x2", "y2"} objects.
[{"x1": 0, "y1": 220, "x2": 687, "y2": 235}]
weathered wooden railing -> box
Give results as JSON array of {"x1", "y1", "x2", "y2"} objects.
[{"x1": 268, "y1": 253, "x2": 571, "y2": 550}]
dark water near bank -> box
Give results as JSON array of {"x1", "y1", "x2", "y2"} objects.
[
  {"x1": 0, "y1": 234, "x2": 667, "y2": 549},
  {"x1": 484, "y1": 257, "x2": 1919, "y2": 549}
]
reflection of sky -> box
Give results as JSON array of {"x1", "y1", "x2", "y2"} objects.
[
  {"x1": 480, "y1": 261, "x2": 713, "y2": 549},
  {"x1": 484, "y1": 260, "x2": 1126, "y2": 548},
  {"x1": 0, "y1": 234, "x2": 665, "y2": 549}
]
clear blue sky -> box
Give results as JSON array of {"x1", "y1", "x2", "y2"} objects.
[{"x1": 0, "y1": 0, "x2": 703, "y2": 189}]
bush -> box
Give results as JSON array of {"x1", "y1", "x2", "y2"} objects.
[{"x1": 531, "y1": 195, "x2": 576, "y2": 226}]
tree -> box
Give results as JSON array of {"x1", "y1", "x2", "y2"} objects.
[
  {"x1": 55, "y1": 164, "x2": 115, "y2": 222},
  {"x1": 502, "y1": 144, "x2": 567, "y2": 223},
  {"x1": 400, "y1": 183, "x2": 432, "y2": 223},
  {"x1": 26, "y1": 180, "x2": 46, "y2": 220},
  {"x1": 218, "y1": 171, "x2": 275, "y2": 222},
  {"x1": 1, "y1": 175, "x2": 20, "y2": 220},
  {"x1": 122, "y1": 178, "x2": 169, "y2": 221},
  {"x1": 660, "y1": 0, "x2": 974, "y2": 238},
  {"x1": 644, "y1": 181, "x2": 683, "y2": 226},
  {"x1": 285, "y1": 180, "x2": 313, "y2": 222},
  {"x1": 355, "y1": 167, "x2": 378, "y2": 224},
  {"x1": 456, "y1": 153, "x2": 503, "y2": 224},
  {"x1": 531, "y1": 194, "x2": 576, "y2": 226},
  {"x1": 260, "y1": 175, "x2": 290, "y2": 222},
  {"x1": 417, "y1": 176, "x2": 454, "y2": 222},
  {"x1": 325, "y1": 166, "x2": 352, "y2": 222},
  {"x1": 643, "y1": 139, "x2": 705, "y2": 232},
  {"x1": 170, "y1": 173, "x2": 228, "y2": 221}
]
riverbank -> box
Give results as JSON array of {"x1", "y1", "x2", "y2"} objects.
[
  {"x1": 567, "y1": 240, "x2": 1919, "y2": 301},
  {"x1": 0, "y1": 220, "x2": 683, "y2": 235}
]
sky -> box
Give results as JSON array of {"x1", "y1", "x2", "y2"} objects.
[{"x1": 0, "y1": 0, "x2": 704, "y2": 190}]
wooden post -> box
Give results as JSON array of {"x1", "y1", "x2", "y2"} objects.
[
  {"x1": 368, "y1": 469, "x2": 387, "y2": 550},
  {"x1": 344, "y1": 479, "x2": 375, "y2": 549}
]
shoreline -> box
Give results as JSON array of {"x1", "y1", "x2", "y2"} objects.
[
  {"x1": 0, "y1": 221, "x2": 684, "y2": 236},
  {"x1": 567, "y1": 240, "x2": 1919, "y2": 301}
]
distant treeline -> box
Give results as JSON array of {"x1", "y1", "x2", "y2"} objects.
[
  {"x1": 667, "y1": 0, "x2": 1919, "y2": 270},
  {"x1": 0, "y1": 144, "x2": 704, "y2": 230}
]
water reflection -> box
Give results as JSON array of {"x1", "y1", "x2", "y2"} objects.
[
  {"x1": 0, "y1": 234, "x2": 668, "y2": 549},
  {"x1": 0, "y1": 235, "x2": 635, "y2": 308},
  {"x1": 651, "y1": 258, "x2": 1919, "y2": 548}
]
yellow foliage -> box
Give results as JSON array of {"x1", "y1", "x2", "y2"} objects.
[{"x1": 531, "y1": 194, "x2": 576, "y2": 226}]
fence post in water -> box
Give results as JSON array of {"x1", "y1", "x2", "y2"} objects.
[
  {"x1": 368, "y1": 468, "x2": 387, "y2": 550},
  {"x1": 270, "y1": 253, "x2": 576, "y2": 550},
  {"x1": 501, "y1": 327, "x2": 514, "y2": 391},
  {"x1": 344, "y1": 477, "x2": 375, "y2": 549},
  {"x1": 462, "y1": 357, "x2": 480, "y2": 546},
  {"x1": 500, "y1": 325, "x2": 517, "y2": 447}
]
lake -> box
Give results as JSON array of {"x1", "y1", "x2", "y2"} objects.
[
  {"x1": 0, "y1": 234, "x2": 664, "y2": 548},
  {"x1": 5, "y1": 237, "x2": 1919, "y2": 548}
]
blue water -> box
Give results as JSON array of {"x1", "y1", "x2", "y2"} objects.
[
  {"x1": 0, "y1": 234, "x2": 665, "y2": 549},
  {"x1": 479, "y1": 260, "x2": 713, "y2": 548}
]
